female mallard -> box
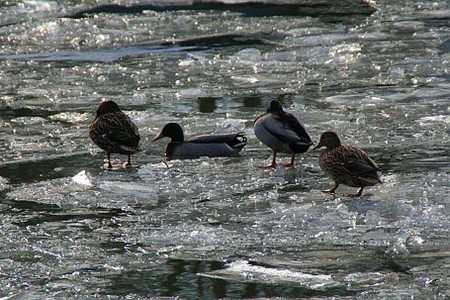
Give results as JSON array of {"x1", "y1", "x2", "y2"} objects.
[
  {"x1": 152, "y1": 122, "x2": 247, "y2": 160},
  {"x1": 89, "y1": 100, "x2": 140, "y2": 169},
  {"x1": 314, "y1": 131, "x2": 382, "y2": 197},
  {"x1": 254, "y1": 99, "x2": 313, "y2": 168}
]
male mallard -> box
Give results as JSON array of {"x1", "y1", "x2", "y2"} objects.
[
  {"x1": 152, "y1": 122, "x2": 247, "y2": 160},
  {"x1": 254, "y1": 99, "x2": 313, "y2": 168},
  {"x1": 313, "y1": 131, "x2": 382, "y2": 197},
  {"x1": 89, "y1": 100, "x2": 140, "y2": 169}
]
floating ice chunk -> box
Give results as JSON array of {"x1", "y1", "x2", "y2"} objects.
[
  {"x1": 321, "y1": 94, "x2": 361, "y2": 106},
  {"x1": 294, "y1": 33, "x2": 356, "y2": 47},
  {"x1": 385, "y1": 236, "x2": 410, "y2": 258},
  {"x1": 178, "y1": 59, "x2": 195, "y2": 67},
  {"x1": 416, "y1": 115, "x2": 450, "y2": 125},
  {"x1": 232, "y1": 48, "x2": 262, "y2": 61},
  {"x1": 34, "y1": 21, "x2": 60, "y2": 37},
  {"x1": 199, "y1": 260, "x2": 342, "y2": 289},
  {"x1": 97, "y1": 180, "x2": 156, "y2": 202},
  {"x1": 231, "y1": 75, "x2": 259, "y2": 83},
  {"x1": 407, "y1": 235, "x2": 425, "y2": 245},
  {"x1": 0, "y1": 176, "x2": 10, "y2": 192},
  {"x1": 392, "y1": 21, "x2": 425, "y2": 33},
  {"x1": 10, "y1": 116, "x2": 46, "y2": 125},
  {"x1": 326, "y1": 43, "x2": 361, "y2": 65},
  {"x1": 344, "y1": 272, "x2": 385, "y2": 286},
  {"x1": 49, "y1": 112, "x2": 90, "y2": 123},
  {"x1": 22, "y1": 0, "x2": 60, "y2": 12},
  {"x1": 179, "y1": 54, "x2": 207, "y2": 67},
  {"x1": 410, "y1": 88, "x2": 450, "y2": 99},
  {"x1": 72, "y1": 170, "x2": 93, "y2": 187},
  {"x1": 387, "y1": 66, "x2": 405, "y2": 79},
  {"x1": 176, "y1": 88, "x2": 207, "y2": 99},
  {"x1": 420, "y1": 9, "x2": 450, "y2": 19}
]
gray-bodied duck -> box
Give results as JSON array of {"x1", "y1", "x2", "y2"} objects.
[
  {"x1": 89, "y1": 100, "x2": 140, "y2": 169},
  {"x1": 254, "y1": 99, "x2": 313, "y2": 168},
  {"x1": 314, "y1": 131, "x2": 382, "y2": 197},
  {"x1": 152, "y1": 122, "x2": 247, "y2": 160}
]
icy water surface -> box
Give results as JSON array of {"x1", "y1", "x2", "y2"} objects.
[{"x1": 0, "y1": 0, "x2": 449, "y2": 298}]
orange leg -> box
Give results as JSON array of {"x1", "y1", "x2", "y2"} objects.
[
  {"x1": 283, "y1": 153, "x2": 296, "y2": 168},
  {"x1": 345, "y1": 187, "x2": 364, "y2": 198},
  {"x1": 106, "y1": 152, "x2": 113, "y2": 169},
  {"x1": 322, "y1": 182, "x2": 338, "y2": 194},
  {"x1": 125, "y1": 154, "x2": 132, "y2": 168},
  {"x1": 260, "y1": 150, "x2": 278, "y2": 169}
]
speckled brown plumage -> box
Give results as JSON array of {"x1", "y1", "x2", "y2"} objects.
[
  {"x1": 314, "y1": 131, "x2": 381, "y2": 197},
  {"x1": 89, "y1": 100, "x2": 140, "y2": 169}
]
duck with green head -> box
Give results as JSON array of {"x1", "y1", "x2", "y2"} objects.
[
  {"x1": 89, "y1": 100, "x2": 140, "y2": 169},
  {"x1": 152, "y1": 122, "x2": 247, "y2": 160},
  {"x1": 254, "y1": 99, "x2": 313, "y2": 169},
  {"x1": 314, "y1": 131, "x2": 382, "y2": 197}
]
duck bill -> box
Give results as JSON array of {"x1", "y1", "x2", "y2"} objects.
[{"x1": 152, "y1": 132, "x2": 164, "y2": 142}]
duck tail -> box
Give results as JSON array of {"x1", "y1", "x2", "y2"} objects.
[
  {"x1": 233, "y1": 132, "x2": 248, "y2": 149},
  {"x1": 236, "y1": 132, "x2": 247, "y2": 143},
  {"x1": 361, "y1": 173, "x2": 383, "y2": 186}
]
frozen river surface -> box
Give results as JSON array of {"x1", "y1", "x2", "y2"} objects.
[{"x1": 0, "y1": 0, "x2": 449, "y2": 298}]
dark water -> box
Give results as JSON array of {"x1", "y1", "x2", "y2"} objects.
[{"x1": 0, "y1": 0, "x2": 449, "y2": 298}]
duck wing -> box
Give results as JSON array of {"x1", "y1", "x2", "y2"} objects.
[
  {"x1": 340, "y1": 145, "x2": 381, "y2": 182},
  {"x1": 187, "y1": 132, "x2": 247, "y2": 147},
  {"x1": 259, "y1": 113, "x2": 312, "y2": 145},
  {"x1": 282, "y1": 112, "x2": 313, "y2": 144},
  {"x1": 91, "y1": 112, "x2": 140, "y2": 152},
  {"x1": 166, "y1": 133, "x2": 246, "y2": 159}
]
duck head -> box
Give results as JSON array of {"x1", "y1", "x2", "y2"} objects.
[
  {"x1": 95, "y1": 100, "x2": 122, "y2": 118},
  {"x1": 313, "y1": 131, "x2": 342, "y2": 150},
  {"x1": 267, "y1": 99, "x2": 284, "y2": 113},
  {"x1": 152, "y1": 122, "x2": 185, "y2": 142}
]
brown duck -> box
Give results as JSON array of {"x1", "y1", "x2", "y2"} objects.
[
  {"x1": 89, "y1": 100, "x2": 140, "y2": 169},
  {"x1": 314, "y1": 131, "x2": 381, "y2": 197}
]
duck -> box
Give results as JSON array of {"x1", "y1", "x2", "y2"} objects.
[
  {"x1": 313, "y1": 131, "x2": 382, "y2": 197},
  {"x1": 89, "y1": 100, "x2": 140, "y2": 169},
  {"x1": 152, "y1": 122, "x2": 247, "y2": 160},
  {"x1": 254, "y1": 99, "x2": 313, "y2": 168}
]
